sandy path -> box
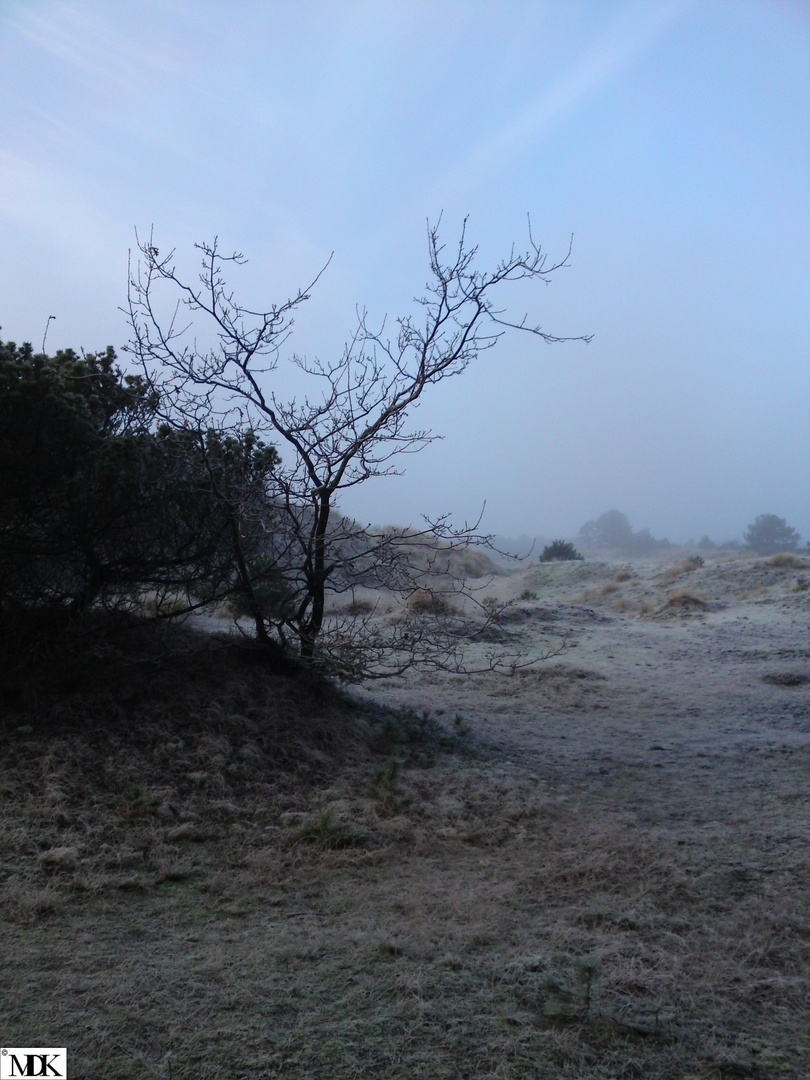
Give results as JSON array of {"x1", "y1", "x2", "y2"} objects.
[{"x1": 356, "y1": 555, "x2": 810, "y2": 866}]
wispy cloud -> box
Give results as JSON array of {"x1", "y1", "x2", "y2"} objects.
[
  {"x1": 7, "y1": 0, "x2": 184, "y2": 92},
  {"x1": 0, "y1": 146, "x2": 123, "y2": 267},
  {"x1": 428, "y1": 0, "x2": 693, "y2": 203}
]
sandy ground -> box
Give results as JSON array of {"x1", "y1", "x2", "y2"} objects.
[{"x1": 356, "y1": 550, "x2": 810, "y2": 873}]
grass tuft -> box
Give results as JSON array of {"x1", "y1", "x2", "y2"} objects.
[
  {"x1": 406, "y1": 589, "x2": 456, "y2": 615},
  {"x1": 768, "y1": 552, "x2": 809, "y2": 568},
  {"x1": 663, "y1": 590, "x2": 708, "y2": 612}
]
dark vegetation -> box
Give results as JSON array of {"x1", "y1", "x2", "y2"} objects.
[
  {"x1": 0, "y1": 335, "x2": 284, "y2": 634},
  {"x1": 539, "y1": 539, "x2": 583, "y2": 562},
  {"x1": 577, "y1": 510, "x2": 805, "y2": 558},
  {"x1": 744, "y1": 513, "x2": 802, "y2": 555}
]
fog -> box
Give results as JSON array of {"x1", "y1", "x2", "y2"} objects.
[{"x1": 2, "y1": 1, "x2": 808, "y2": 545}]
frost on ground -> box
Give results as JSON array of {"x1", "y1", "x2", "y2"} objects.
[{"x1": 1, "y1": 550, "x2": 809, "y2": 1079}]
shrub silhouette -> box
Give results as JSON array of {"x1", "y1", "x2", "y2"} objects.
[
  {"x1": 0, "y1": 334, "x2": 287, "y2": 626},
  {"x1": 540, "y1": 539, "x2": 583, "y2": 562},
  {"x1": 744, "y1": 514, "x2": 800, "y2": 555},
  {"x1": 579, "y1": 510, "x2": 668, "y2": 553},
  {"x1": 579, "y1": 510, "x2": 633, "y2": 549}
]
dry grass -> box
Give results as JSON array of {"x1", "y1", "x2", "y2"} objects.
[
  {"x1": 372, "y1": 527, "x2": 501, "y2": 581},
  {"x1": 406, "y1": 589, "x2": 456, "y2": 615},
  {"x1": 661, "y1": 555, "x2": 704, "y2": 582},
  {"x1": 611, "y1": 595, "x2": 635, "y2": 613},
  {"x1": 4, "y1": 756, "x2": 808, "y2": 1078},
  {"x1": 768, "y1": 552, "x2": 809, "y2": 568},
  {"x1": 2, "y1": 607, "x2": 809, "y2": 1077},
  {"x1": 662, "y1": 590, "x2": 708, "y2": 613},
  {"x1": 345, "y1": 595, "x2": 376, "y2": 615}
]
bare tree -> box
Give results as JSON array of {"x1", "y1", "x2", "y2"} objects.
[{"x1": 125, "y1": 219, "x2": 590, "y2": 678}]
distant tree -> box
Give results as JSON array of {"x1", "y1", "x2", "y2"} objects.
[
  {"x1": 630, "y1": 526, "x2": 669, "y2": 554},
  {"x1": 579, "y1": 510, "x2": 634, "y2": 550},
  {"x1": 125, "y1": 220, "x2": 591, "y2": 677},
  {"x1": 539, "y1": 539, "x2": 583, "y2": 562},
  {"x1": 743, "y1": 514, "x2": 800, "y2": 555},
  {"x1": 579, "y1": 510, "x2": 669, "y2": 553},
  {"x1": 697, "y1": 535, "x2": 715, "y2": 551}
]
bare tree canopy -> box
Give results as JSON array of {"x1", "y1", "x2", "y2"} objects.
[{"x1": 125, "y1": 219, "x2": 590, "y2": 678}]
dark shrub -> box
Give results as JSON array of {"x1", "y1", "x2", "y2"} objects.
[
  {"x1": 744, "y1": 514, "x2": 801, "y2": 555},
  {"x1": 540, "y1": 539, "x2": 583, "y2": 562}
]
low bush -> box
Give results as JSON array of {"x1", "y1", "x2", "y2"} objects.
[{"x1": 539, "y1": 540, "x2": 583, "y2": 562}]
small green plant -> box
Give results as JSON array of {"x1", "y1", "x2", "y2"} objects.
[
  {"x1": 795, "y1": 577, "x2": 809, "y2": 592},
  {"x1": 293, "y1": 808, "x2": 367, "y2": 849},
  {"x1": 374, "y1": 707, "x2": 435, "y2": 748},
  {"x1": 683, "y1": 554, "x2": 704, "y2": 570},
  {"x1": 369, "y1": 756, "x2": 402, "y2": 802},
  {"x1": 539, "y1": 539, "x2": 583, "y2": 562},
  {"x1": 121, "y1": 783, "x2": 159, "y2": 820},
  {"x1": 542, "y1": 957, "x2": 670, "y2": 1035},
  {"x1": 518, "y1": 589, "x2": 538, "y2": 601},
  {"x1": 543, "y1": 957, "x2": 601, "y2": 1020},
  {"x1": 370, "y1": 705, "x2": 463, "y2": 751},
  {"x1": 452, "y1": 713, "x2": 471, "y2": 738}
]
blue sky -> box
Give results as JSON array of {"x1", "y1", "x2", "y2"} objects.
[{"x1": 2, "y1": 0, "x2": 808, "y2": 543}]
